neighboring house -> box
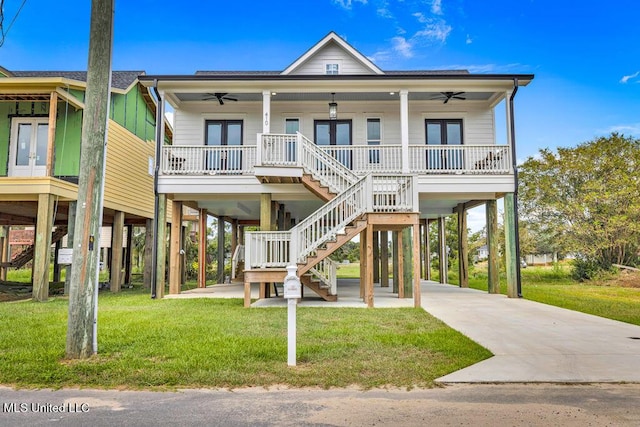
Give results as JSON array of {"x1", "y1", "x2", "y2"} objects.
[
  {"x1": 140, "y1": 32, "x2": 533, "y2": 305},
  {"x1": 0, "y1": 66, "x2": 171, "y2": 300}
]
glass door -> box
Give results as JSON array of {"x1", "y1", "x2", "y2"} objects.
[
  {"x1": 425, "y1": 119, "x2": 463, "y2": 170},
  {"x1": 314, "y1": 120, "x2": 352, "y2": 169},
  {"x1": 10, "y1": 118, "x2": 48, "y2": 177},
  {"x1": 205, "y1": 120, "x2": 243, "y2": 172}
]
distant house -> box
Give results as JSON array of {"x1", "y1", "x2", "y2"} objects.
[
  {"x1": 0, "y1": 67, "x2": 171, "y2": 300},
  {"x1": 140, "y1": 32, "x2": 533, "y2": 304}
]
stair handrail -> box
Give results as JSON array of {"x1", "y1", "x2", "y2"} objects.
[
  {"x1": 308, "y1": 258, "x2": 338, "y2": 295},
  {"x1": 296, "y1": 132, "x2": 359, "y2": 194},
  {"x1": 290, "y1": 175, "x2": 370, "y2": 263}
]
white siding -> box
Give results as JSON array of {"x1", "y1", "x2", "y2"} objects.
[
  {"x1": 172, "y1": 100, "x2": 496, "y2": 146},
  {"x1": 290, "y1": 42, "x2": 374, "y2": 75}
]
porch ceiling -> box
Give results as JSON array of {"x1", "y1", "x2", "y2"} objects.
[{"x1": 174, "y1": 91, "x2": 495, "y2": 103}]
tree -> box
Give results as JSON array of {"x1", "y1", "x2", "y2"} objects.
[{"x1": 519, "y1": 133, "x2": 640, "y2": 276}]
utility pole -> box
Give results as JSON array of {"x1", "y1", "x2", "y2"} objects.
[{"x1": 66, "y1": 0, "x2": 114, "y2": 359}]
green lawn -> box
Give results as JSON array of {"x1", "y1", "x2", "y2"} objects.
[{"x1": 0, "y1": 289, "x2": 490, "y2": 390}]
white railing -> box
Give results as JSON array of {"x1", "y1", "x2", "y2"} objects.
[
  {"x1": 291, "y1": 176, "x2": 369, "y2": 263},
  {"x1": 245, "y1": 231, "x2": 290, "y2": 269},
  {"x1": 298, "y1": 134, "x2": 360, "y2": 194},
  {"x1": 309, "y1": 258, "x2": 338, "y2": 295},
  {"x1": 409, "y1": 145, "x2": 512, "y2": 174},
  {"x1": 161, "y1": 145, "x2": 257, "y2": 175},
  {"x1": 231, "y1": 244, "x2": 244, "y2": 279},
  {"x1": 259, "y1": 133, "x2": 298, "y2": 167},
  {"x1": 319, "y1": 145, "x2": 403, "y2": 175},
  {"x1": 371, "y1": 175, "x2": 418, "y2": 213}
]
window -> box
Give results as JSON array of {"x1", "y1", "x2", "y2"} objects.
[
  {"x1": 367, "y1": 118, "x2": 381, "y2": 164},
  {"x1": 325, "y1": 63, "x2": 339, "y2": 75},
  {"x1": 205, "y1": 120, "x2": 243, "y2": 172},
  {"x1": 425, "y1": 119, "x2": 463, "y2": 170}
]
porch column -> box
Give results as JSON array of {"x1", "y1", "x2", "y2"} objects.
[
  {"x1": 504, "y1": 194, "x2": 519, "y2": 298},
  {"x1": 412, "y1": 222, "x2": 421, "y2": 307},
  {"x1": 438, "y1": 217, "x2": 447, "y2": 284},
  {"x1": 262, "y1": 90, "x2": 271, "y2": 134},
  {"x1": 365, "y1": 224, "x2": 374, "y2": 307},
  {"x1": 33, "y1": 193, "x2": 55, "y2": 301},
  {"x1": 110, "y1": 211, "x2": 125, "y2": 292},
  {"x1": 486, "y1": 200, "x2": 500, "y2": 294},
  {"x1": 198, "y1": 209, "x2": 207, "y2": 288},
  {"x1": 124, "y1": 225, "x2": 133, "y2": 285},
  {"x1": 400, "y1": 90, "x2": 410, "y2": 174},
  {"x1": 402, "y1": 227, "x2": 412, "y2": 298},
  {"x1": 380, "y1": 230, "x2": 389, "y2": 287},
  {"x1": 217, "y1": 216, "x2": 225, "y2": 284},
  {"x1": 392, "y1": 231, "x2": 399, "y2": 293},
  {"x1": 169, "y1": 200, "x2": 183, "y2": 294},
  {"x1": 260, "y1": 194, "x2": 272, "y2": 231},
  {"x1": 46, "y1": 91, "x2": 58, "y2": 176},
  {"x1": 456, "y1": 203, "x2": 469, "y2": 288}
]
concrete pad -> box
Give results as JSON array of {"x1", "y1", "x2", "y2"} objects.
[{"x1": 421, "y1": 282, "x2": 640, "y2": 383}]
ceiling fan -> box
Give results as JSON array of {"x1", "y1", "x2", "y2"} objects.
[
  {"x1": 432, "y1": 91, "x2": 466, "y2": 104},
  {"x1": 202, "y1": 93, "x2": 238, "y2": 105}
]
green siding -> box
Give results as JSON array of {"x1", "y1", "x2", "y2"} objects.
[
  {"x1": 54, "y1": 107, "x2": 82, "y2": 176},
  {"x1": 0, "y1": 103, "x2": 10, "y2": 175},
  {"x1": 110, "y1": 85, "x2": 155, "y2": 142}
]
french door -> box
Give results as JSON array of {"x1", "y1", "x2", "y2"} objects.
[
  {"x1": 9, "y1": 118, "x2": 49, "y2": 177},
  {"x1": 314, "y1": 120, "x2": 352, "y2": 169},
  {"x1": 425, "y1": 119, "x2": 463, "y2": 170},
  {"x1": 205, "y1": 120, "x2": 243, "y2": 172}
]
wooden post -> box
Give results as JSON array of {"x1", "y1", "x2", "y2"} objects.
[
  {"x1": 366, "y1": 224, "x2": 374, "y2": 307},
  {"x1": 486, "y1": 200, "x2": 500, "y2": 294},
  {"x1": 424, "y1": 219, "x2": 432, "y2": 281},
  {"x1": 397, "y1": 229, "x2": 404, "y2": 298},
  {"x1": 413, "y1": 222, "x2": 421, "y2": 307},
  {"x1": 110, "y1": 211, "x2": 124, "y2": 292},
  {"x1": 0, "y1": 226, "x2": 9, "y2": 281},
  {"x1": 66, "y1": 0, "x2": 114, "y2": 358},
  {"x1": 380, "y1": 230, "x2": 389, "y2": 287},
  {"x1": 155, "y1": 194, "x2": 167, "y2": 298},
  {"x1": 260, "y1": 193, "x2": 272, "y2": 231},
  {"x1": 438, "y1": 217, "x2": 447, "y2": 284},
  {"x1": 402, "y1": 227, "x2": 412, "y2": 298},
  {"x1": 231, "y1": 219, "x2": 238, "y2": 261},
  {"x1": 143, "y1": 218, "x2": 153, "y2": 289},
  {"x1": 373, "y1": 231, "x2": 380, "y2": 284},
  {"x1": 359, "y1": 230, "x2": 366, "y2": 299},
  {"x1": 169, "y1": 200, "x2": 182, "y2": 294},
  {"x1": 124, "y1": 225, "x2": 133, "y2": 285},
  {"x1": 392, "y1": 231, "x2": 399, "y2": 293},
  {"x1": 457, "y1": 204, "x2": 469, "y2": 288},
  {"x1": 217, "y1": 216, "x2": 225, "y2": 284},
  {"x1": 504, "y1": 194, "x2": 518, "y2": 298},
  {"x1": 46, "y1": 91, "x2": 58, "y2": 176},
  {"x1": 198, "y1": 209, "x2": 207, "y2": 288},
  {"x1": 33, "y1": 193, "x2": 54, "y2": 301},
  {"x1": 53, "y1": 240, "x2": 62, "y2": 282}
]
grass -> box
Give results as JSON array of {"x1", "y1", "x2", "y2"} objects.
[
  {"x1": 0, "y1": 288, "x2": 490, "y2": 390},
  {"x1": 468, "y1": 263, "x2": 640, "y2": 326}
]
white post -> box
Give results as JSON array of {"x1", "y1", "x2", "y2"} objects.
[
  {"x1": 283, "y1": 265, "x2": 301, "y2": 367},
  {"x1": 400, "y1": 90, "x2": 410, "y2": 174},
  {"x1": 262, "y1": 90, "x2": 271, "y2": 134}
]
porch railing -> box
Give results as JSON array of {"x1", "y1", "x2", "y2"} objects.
[
  {"x1": 409, "y1": 145, "x2": 511, "y2": 174},
  {"x1": 160, "y1": 145, "x2": 256, "y2": 175}
]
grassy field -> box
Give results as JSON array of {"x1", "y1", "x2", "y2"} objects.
[{"x1": 0, "y1": 289, "x2": 490, "y2": 390}]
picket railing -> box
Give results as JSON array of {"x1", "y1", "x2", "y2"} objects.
[
  {"x1": 309, "y1": 258, "x2": 338, "y2": 295},
  {"x1": 161, "y1": 145, "x2": 256, "y2": 175}
]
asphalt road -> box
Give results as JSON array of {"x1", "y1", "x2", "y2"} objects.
[{"x1": 2, "y1": 384, "x2": 640, "y2": 426}]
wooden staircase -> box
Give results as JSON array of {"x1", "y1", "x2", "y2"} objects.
[
  {"x1": 301, "y1": 173, "x2": 337, "y2": 202},
  {"x1": 2, "y1": 226, "x2": 68, "y2": 269}
]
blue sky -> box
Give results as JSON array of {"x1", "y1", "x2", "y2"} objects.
[{"x1": 2, "y1": 0, "x2": 639, "y2": 162}]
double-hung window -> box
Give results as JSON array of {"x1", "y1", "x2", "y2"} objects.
[{"x1": 325, "y1": 63, "x2": 340, "y2": 75}]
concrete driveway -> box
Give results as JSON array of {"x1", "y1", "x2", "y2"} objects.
[{"x1": 421, "y1": 282, "x2": 640, "y2": 383}]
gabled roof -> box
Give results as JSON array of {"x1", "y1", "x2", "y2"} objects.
[
  {"x1": 281, "y1": 31, "x2": 384, "y2": 75},
  {"x1": 7, "y1": 70, "x2": 144, "y2": 91}
]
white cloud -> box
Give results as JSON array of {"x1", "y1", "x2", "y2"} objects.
[
  {"x1": 466, "y1": 34, "x2": 473, "y2": 44},
  {"x1": 431, "y1": 0, "x2": 443, "y2": 15},
  {"x1": 605, "y1": 124, "x2": 640, "y2": 136},
  {"x1": 620, "y1": 71, "x2": 639, "y2": 83},
  {"x1": 414, "y1": 20, "x2": 452, "y2": 43},
  {"x1": 377, "y1": 7, "x2": 393, "y2": 18},
  {"x1": 437, "y1": 63, "x2": 526, "y2": 73},
  {"x1": 413, "y1": 12, "x2": 428, "y2": 23},
  {"x1": 391, "y1": 36, "x2": 414, "y2": 58},
  {"x1": 332, "y1": 0, "x2": 368, "y2": 10}
]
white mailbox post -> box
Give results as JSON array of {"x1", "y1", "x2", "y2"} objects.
[{"x1": 283, "y1": 265, "x2": 301, "y2": 367}]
